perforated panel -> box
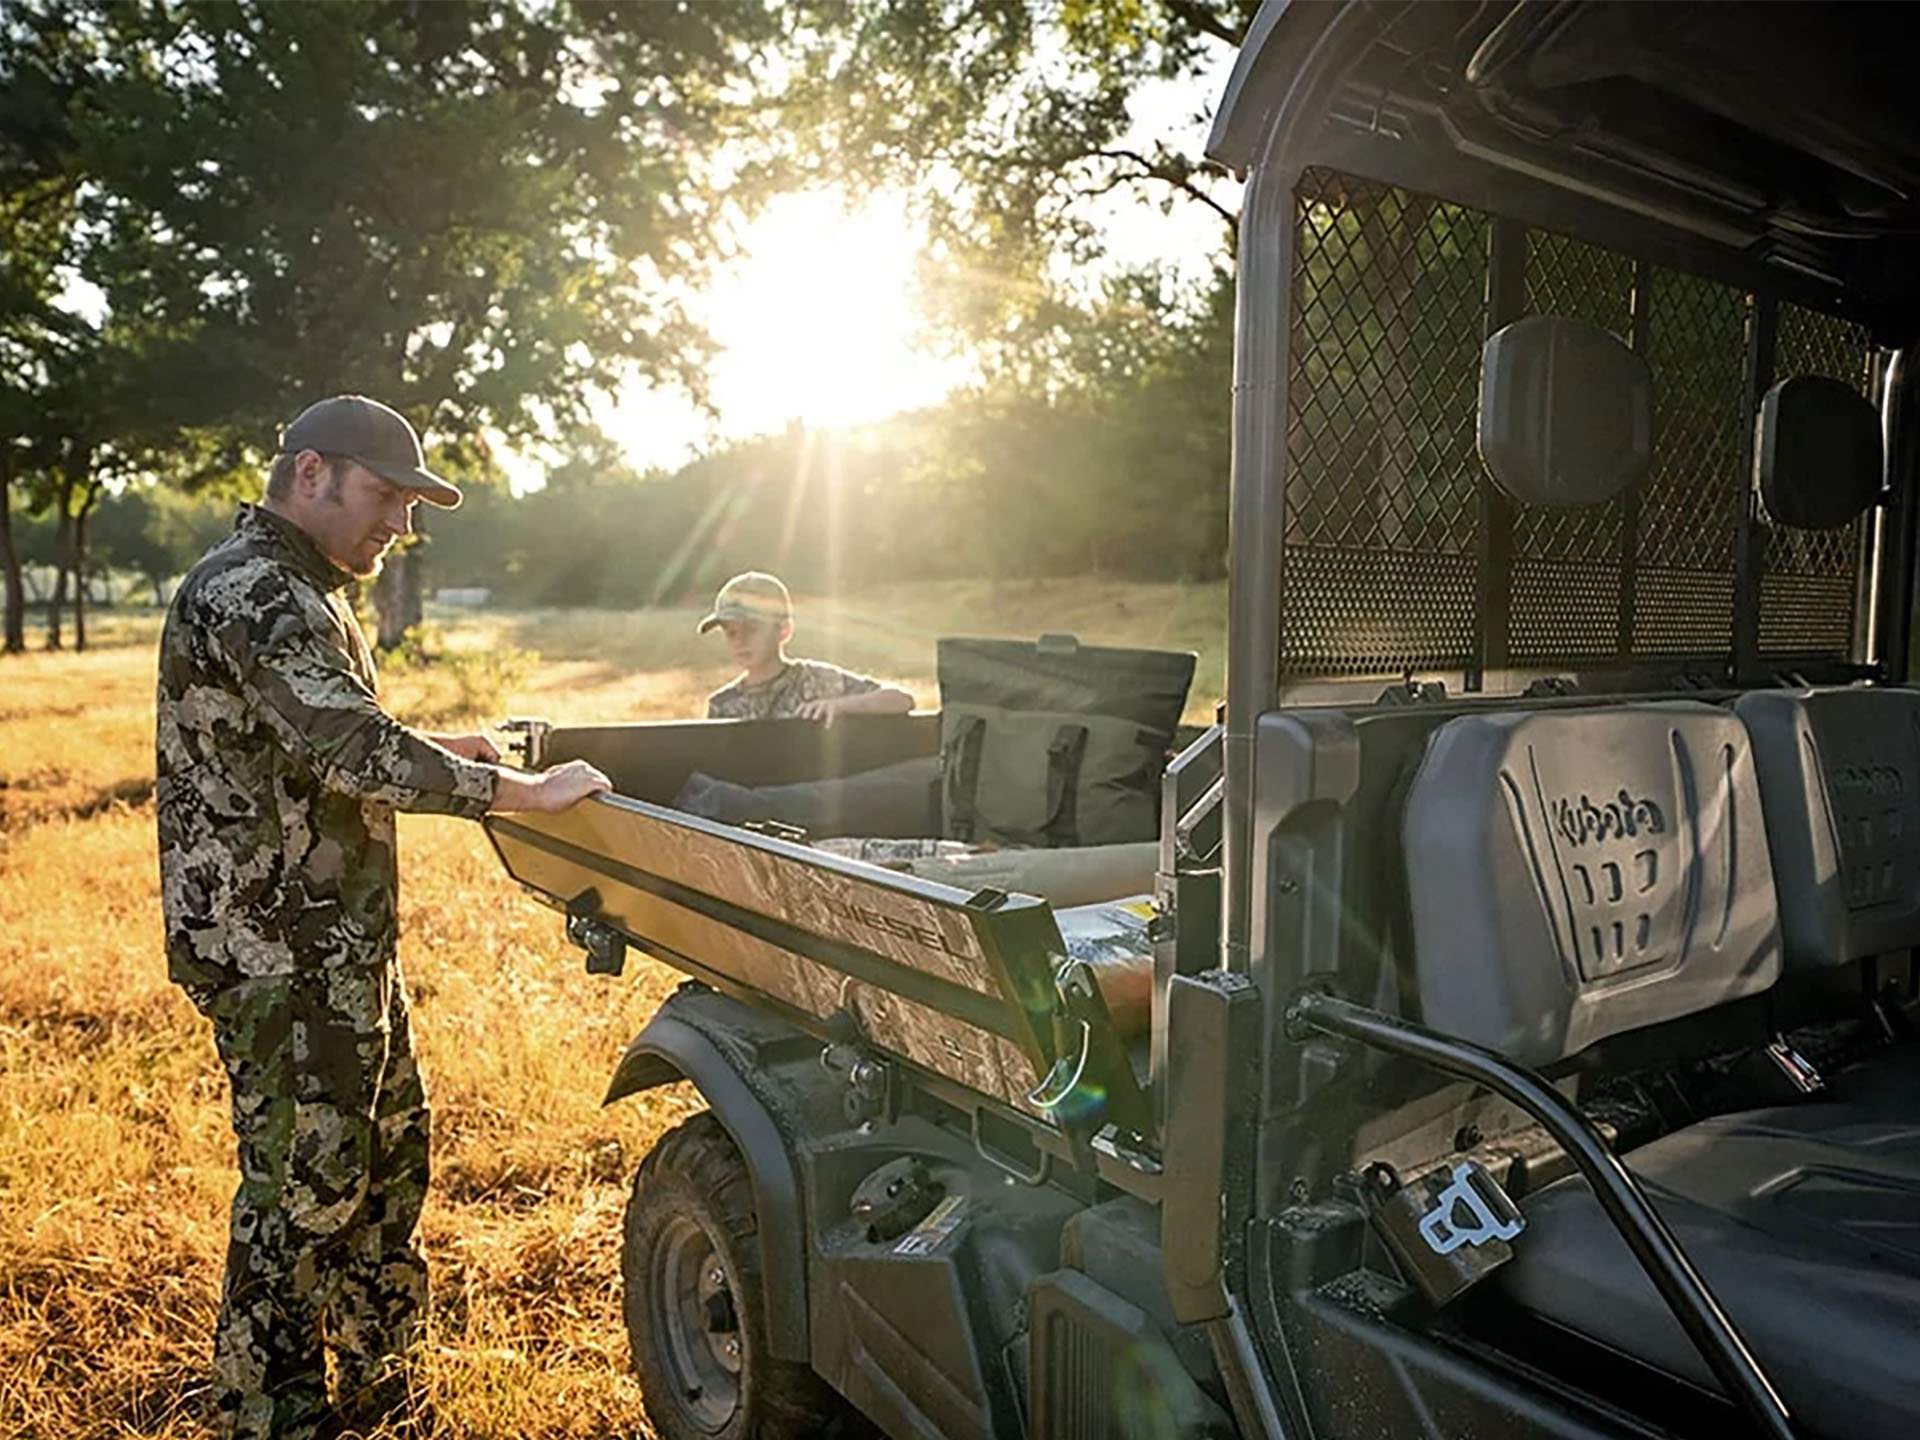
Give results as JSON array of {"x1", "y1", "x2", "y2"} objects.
[
  {"x1": 1282, "y1": 169, "x2": 1876, "y2": 683},
  {"x1": 1634, "y1": 270, "x2": 1747, "y2": 656}
]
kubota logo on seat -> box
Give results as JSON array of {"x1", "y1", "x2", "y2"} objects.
[
  {"x1": 1831, "y1": 764, "x2": 1905, "y2": 798},
  {"x1": 1554, "y1": 790, "x2": 1666, "y2": 846}
]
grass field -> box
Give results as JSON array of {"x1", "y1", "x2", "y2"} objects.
[{"x1": 0, "y1": 582, "x2": 1224, "y2": 1439}]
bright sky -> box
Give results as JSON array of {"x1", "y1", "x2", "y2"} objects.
[
  {"x1": 55, "y1": 40, "x2": 1240, "y2": 492},
  {"x1": 588, "y1": 61, "x2": 1240, "y2": 484},
  {"x1": 593, "y1": 189, "x2": 972, "y2": 477}
]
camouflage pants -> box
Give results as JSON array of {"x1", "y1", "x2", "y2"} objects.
[{"x1": 200, "y1": 959, "x2": 431, "y2": 1440}]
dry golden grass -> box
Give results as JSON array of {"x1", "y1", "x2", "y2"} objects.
[{"x1": 0, "y1": 583, "x2": 1224, "y2": 1438}]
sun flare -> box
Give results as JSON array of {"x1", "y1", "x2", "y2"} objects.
[{"x1": 704, "y1": 191, "x2": 961, "y2": 432}]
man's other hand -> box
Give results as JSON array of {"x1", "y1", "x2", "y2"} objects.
[
  {"x1": 431, "y1": 731, "x2": 502, "y2": 763},
  {"x1": 532, "y1": 760, "x2": 613, "y2": 811},
  {"x1": 489, "y1": 759, "x2": 612, "y2": 814}
]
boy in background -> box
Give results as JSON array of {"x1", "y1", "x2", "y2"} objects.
[{"x1": 700, "y1": 571, "x2": 914, "y2": 721}]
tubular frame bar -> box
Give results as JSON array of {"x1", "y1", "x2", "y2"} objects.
[
  {"x1": 1285, "y1": 990, "x2": 1796, "y2": 1440},
  {"x1": 1876, "y1": 346, "x2": 1920, "y2": 681}
]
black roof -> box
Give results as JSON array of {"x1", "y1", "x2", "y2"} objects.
[{"x1": 1210, "y1": 1, "x2": 1920, "y2": 341}]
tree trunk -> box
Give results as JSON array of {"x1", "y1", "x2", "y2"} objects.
[
  {"x1": 0, "y1": 448, "x2": 24, "y2": 655},
  {"x1": 44, "y1": 478, "x2": 73, "y2": 651},
  {"x1": 374, "y1": 537, "x2": 424, "y2": 650},
  {"x1": 73, "y1": 482, "x2": 99, "y2": 652}
]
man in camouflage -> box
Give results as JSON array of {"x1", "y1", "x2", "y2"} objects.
[
  {"x1": 157, "y1": 395, "x2": 611, "y2": 1439},
  {"x1": 699, "y1": 570, "x2": 914, "y2": 721}
]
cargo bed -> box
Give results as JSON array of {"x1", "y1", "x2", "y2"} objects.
[{"x1": 483, "y1": 715, "x2": 1162, "y2": 1159}]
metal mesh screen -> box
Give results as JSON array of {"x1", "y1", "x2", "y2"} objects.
[
  {"x1": 1285, "y1": 170, "x2": 1486, "y2": 675},
  {"x1": 1758, "y1": 304, "x2": 1877, "y2": 655},
  {"x1": 1633, "y1": 270, "x2": 1748, "y2": 656},
  {"x1": 1283, "y1": 168, "x2": 1876, "y2": 683},
  {"x1": 1511, "y1": 231, "x2": 1636, "y2": 664}
]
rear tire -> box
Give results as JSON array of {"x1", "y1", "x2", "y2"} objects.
[{"x1": 622, "y1": 1111, "x2": 840, "y2": 1440}]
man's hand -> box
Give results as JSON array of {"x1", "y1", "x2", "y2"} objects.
[
  {"x1": 489, "y1": 759, "x2": 612, "y2": 814},
  {"x1": 430, "y1": 731, "x2": 502, "y2": 763},
  {"x1": 795, "y1": 697, "x2": 843, "y2": 725}
]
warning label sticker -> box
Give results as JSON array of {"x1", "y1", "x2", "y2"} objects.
[{"x1": 893, "y1": 1193, "x2": 968, "y2": 1256}]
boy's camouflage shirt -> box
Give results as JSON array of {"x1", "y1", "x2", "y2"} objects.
[
  {"x1": 705, "y1": 658, "x2": 880, "y2": 721},
  {"x1": 156, "y1": 505, "x2": 498, "y2": 999}
]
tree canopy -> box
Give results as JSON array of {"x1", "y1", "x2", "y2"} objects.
[
  {"x1": 2, "y1": 0, "x2": 1254, "y2": 645},
  {"x1": 0, "y1": 0, "x2": 788, "y2": 646}
]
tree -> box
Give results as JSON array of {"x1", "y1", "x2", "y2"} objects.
[
  {"x1": 784, "y1": 0, "x2": 1252, "y2": 377},
  {"x1": 763, "y1": 2, "x2": 1252, "y2": 580},
  {"x1": 0, "y1": 0, "x2": 90, "y2": 651},
  {"x1": 89, "y1": 483, "x2": 230, "y2": 605},
  {"x1": 3, "y1": 0, "x2": 789, "y2": 645}
]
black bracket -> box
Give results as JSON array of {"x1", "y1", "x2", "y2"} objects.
[
  {"x1": 820, "y1": 1008, "x2": 894, "y2": 1125},
  {"x1": 742, "y1": 818, "x2": 810, "y2": 844},
  {"x1": 564, "y1": 889, "x2": 628, "y2": 977},
  {"x1": 1376, "y1": 674, "x2": 1448, "y2": 707},
  {"x1": 498, "y1": 716, "x2": 551, "y2": 770},
  {"x1": 1359, "y1": 1159, "x2": 1523, "y2": 1307}
]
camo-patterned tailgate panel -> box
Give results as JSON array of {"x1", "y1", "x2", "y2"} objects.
[{"x1": 486, "y1": 798, "x2": 1053, "y2": 1116}]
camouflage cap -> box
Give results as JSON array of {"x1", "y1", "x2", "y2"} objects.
[
  {"x1": 698, "y1": 571, "x2": 792, "y2": 633},
  {"x1": 280, "y1": 395, "x2": 462, "y2": 509}
]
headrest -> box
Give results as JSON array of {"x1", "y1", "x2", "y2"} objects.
[
  {"x1": 1478, "y1": 315, "x2": 1653, "y2": 510},
  {"x1": 1756, "y1": 374, "x2": 1882, "y2": 530}
]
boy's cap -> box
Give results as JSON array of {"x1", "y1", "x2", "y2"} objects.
[
  {"x1": 698, "y1": 571, "x2": 792, "y2": 633},
  {"x1": 279, "y1": 395, "x2": 463, "y2": 509}
]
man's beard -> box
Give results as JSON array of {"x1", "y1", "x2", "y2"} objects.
[{"x1": 321, "y1": 471, "x2": 389, "y2": 579}]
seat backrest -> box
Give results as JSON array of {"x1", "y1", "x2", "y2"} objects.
[
  {"x1": 1736, "y1": 688, "x2": 1920, "y2": 968},
  {"x1": 1402, "y1": 703, "x2": 1782, "y2": 1067}
]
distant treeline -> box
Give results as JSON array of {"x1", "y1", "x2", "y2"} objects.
[
  {"x1": 32, "y1": 359, "x2": 1233, "y2": 613},
  {"x1": 25, "y1": 255, "x2": 1237, "y2": 613},
  {"x1": 428, "y1": 385, "x2": 1232, "y2": 608},
  {"x1": 418, "y1": 269, "x2": 1236, "y2": 608}
]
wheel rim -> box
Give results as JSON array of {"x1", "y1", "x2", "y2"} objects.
[{"x1": 655, "y1": 1216, "x2": 743, "y2": 1430}]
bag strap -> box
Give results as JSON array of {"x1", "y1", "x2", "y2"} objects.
[
  {"x1": 943, "y1": 713, "x2": 987, "y2": 842},
  {"x1": 1041, "y1": 723, "x2": 1088, "y2": 847}
]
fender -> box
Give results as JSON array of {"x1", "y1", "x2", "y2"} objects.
[{"x1": 604, "y1": 1005, "x2": 809, "y2": 1362}]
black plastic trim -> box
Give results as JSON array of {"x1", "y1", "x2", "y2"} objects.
[{"x1": 1878, "y1": 348, "x2": 1920, "y2": 681}]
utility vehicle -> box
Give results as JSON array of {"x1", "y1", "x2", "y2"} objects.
[{"x1": 486, "y1": 4, "x2": 1920, "y2": 1437}]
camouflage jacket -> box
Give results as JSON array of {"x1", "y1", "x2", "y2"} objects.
[
  {"x1": 705, "y1": 658, "x2": 880, "y2": 721},
  {"x1": 156, "y1": 505, "x2": 498, "y2": 999}
]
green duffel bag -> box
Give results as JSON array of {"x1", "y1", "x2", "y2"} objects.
[{"x1": 937, "y1": 635, "x2": 1196, "y2": 848}]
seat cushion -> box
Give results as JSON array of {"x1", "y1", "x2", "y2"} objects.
[
  {"x1": 1499, "y1": 1107, "x2": 1920, "y2": 1440},
  {"x1": 1823, "y1": 1039, "x2": 1920, "y2": 1115}
]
